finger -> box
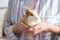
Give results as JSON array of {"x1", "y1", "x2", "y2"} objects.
[
  {"x1": 21, "y1": 27, "x2": 28, "y2": 34},
  {"x1": 34, "y1": 28, "x2": 44, "y2": 35},
  {"x1": 20, "y1": 22, "x2": 28, "y2": 28},
  {"x1": 23, "y1": 28, "x2": 33, "y2": 36},
  {"x1": 20, "y1": 23, "x2": 33, "y2": 34},
  {"x1": 23, "y1": 27, "x2": 33, "y2": 36},
  {"x1": 33, "y1": 28, "x2": 41, "y2": 35},
  {"x1": 34, "y1": 24, "x2": 41, "y2": 29},
  {"x1": 20, "y1": 25, "x2": 33, "y2": 34},
  {"x1": 19, "y1": 24, "x2": 28, "y2": 32},
  {"x1": 18, "y1": 23, "x2": 28, "y2": 31},
  {"x1": 19, "y1": 20, "x2": 30, "y2": 28},
  {"x1": 31, "y1": 27, "x2": 41, "y2": 35}
]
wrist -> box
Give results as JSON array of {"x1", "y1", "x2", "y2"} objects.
[
  {"x1": 47, "y1": 24, "x2": 60, "y2": 33},
  {"x1": 45, "y1": 22, "x2": 50, "y2": 31},
  {"x1": 40, "y1": 22, "x2": 50, "y2": 31},
  {"x1": 47, "y1": 24, "x2": 51, "y2": 31}
]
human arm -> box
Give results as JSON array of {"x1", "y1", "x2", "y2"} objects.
[{"x1": 47, "y1": 23, "x2": 60, "y2": 33}]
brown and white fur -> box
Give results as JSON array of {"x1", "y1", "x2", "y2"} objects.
[{"x1": 23, "y1": 9, "x2": 41, "y2": 26}]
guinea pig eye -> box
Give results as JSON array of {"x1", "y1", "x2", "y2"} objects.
[{"x1": 31, "y1": 14, "x2": 33, "y2": 16}]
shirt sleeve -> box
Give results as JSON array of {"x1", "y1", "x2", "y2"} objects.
[{"x1": 4, "y1": 0, "x2": 18, "y2": 40}]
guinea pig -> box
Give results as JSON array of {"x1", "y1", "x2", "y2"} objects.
[{"x1": 23, "y1": 9, "x2": 41, "y2": 26}]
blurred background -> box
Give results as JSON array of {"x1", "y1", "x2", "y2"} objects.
[{"x1": 0, "y1": 0, "x2": 9, "y2": 40}]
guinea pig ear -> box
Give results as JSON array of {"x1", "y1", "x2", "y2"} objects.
[
  {"x1": 25, "y1": 9, "x2": 29, "y2": 15},
  {"x1": 26, "y1": 9, "x2": 33, "y2": 15}
]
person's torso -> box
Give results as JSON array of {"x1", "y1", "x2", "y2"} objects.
[{"x1": 10, "y1": 0, "x2": 60, "y2": 40}]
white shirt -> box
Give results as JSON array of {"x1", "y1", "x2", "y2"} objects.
[{"x1": 4, "y1": 0, "x2": 60, "y2": 40}]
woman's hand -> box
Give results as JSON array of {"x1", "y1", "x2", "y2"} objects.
[
  {"x1": 14, "y1": 20, "x2": 49, "y2": 36},
  {"x1": 28, "y1": 22, "x2": 49, "y2": 35},
  {"x1": 16, "y1": 20, "x2": 60, "y2": 36},
  {"x1": 17, "y1": 20, "x2": 34, "y2": 36},
  {"x1": 29, "y1": 22, "x2": 60, "y2": 35},
  {"x1": 18, "y1": 21, "x2": 49, "y2": 36}
]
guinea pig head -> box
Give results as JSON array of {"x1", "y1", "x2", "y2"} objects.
[
  {"x1": 25, "y1": 9, "x2": 33, "y2": 16},
  {"x1": 24, "y1": 9, "x2": 41, "y2": 26}
]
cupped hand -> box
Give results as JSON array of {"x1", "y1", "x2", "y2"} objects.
[
  {"x1": 28, "y1": 22, "x2": 49, "y2": 35},
  {"x1": 18, "y1": 20, "x2": 34, "y2": 36}
]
